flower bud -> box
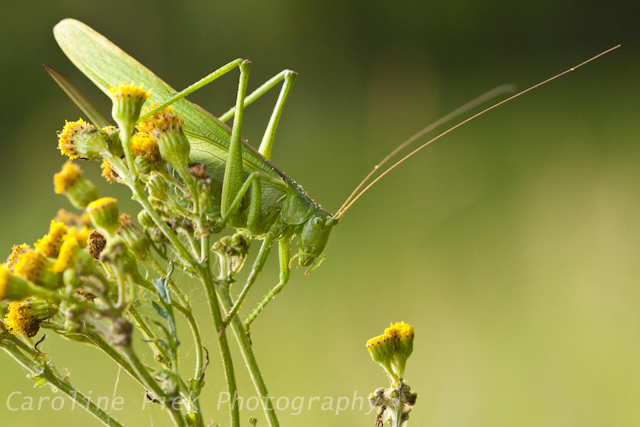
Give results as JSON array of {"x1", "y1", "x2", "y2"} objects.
[
  {"x1": 101, "y1": 126, "x2": 124, "y2": 157},
  {"x1": 54, "y1": 161, "x2": 99, "y2": 209},
  {"x1": 117, "y1": 214, "x2": 151, "y2": 261},
  {"x1": 4, "y1": 299, "x2": 58, "y2": 337},
  {"x1": 212, "y1": 233, "x2": 250, "y2": 277},
  {"x1": 58, "y1": 119, "x2": 110, "y2": 160},
  {"x1": 385, "y1": 322, "x2": 414, "y2": 378},
  {"x1": 137, "y1": 209, "x2": 155, "y2": 228},
  {"x1": 110, "y1": 83, "x2": 150, "y2": 133},
  {"x1": 366, "y1": 332, "x2": 397, "y2": 379},
  {"x1": 147, "y1": 171, "x2": 171, "y2": 202},
  {"x1": 86, "y1": 197, "x2": 120, "y2": 239},
  {"x1": 0, "y1": 265, "x2": 42, "y2": 301},
  {"x1": 149, "y1": 112, "x2": 191, "y2": 180},
  {"x1": 13, "y1": 249, "x2": 62, "y2": 290}
]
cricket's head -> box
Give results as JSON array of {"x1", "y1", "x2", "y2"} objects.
[{"x1": 298, "y1": 212, "x2": 338, "y2": 272}]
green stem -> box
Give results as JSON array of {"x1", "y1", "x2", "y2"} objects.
[
  {"x1": 131, "y1": 182, "x2": 195, "y2": 268},
  {"x1": 217, "y1": 284, "x2": 280, "y2": 427},
  {"x1": 0, "y1": 338, "x2": 124, "y2": 427},
  {"x1": 198, "y1": 257, "x2": 240, "y2": 427},
  {"x1": 129, "y1": 304, "x2": 172, "y2": 365},
  {"x1": 119, "y1": 343, "x2": 187, "y2": 427}
]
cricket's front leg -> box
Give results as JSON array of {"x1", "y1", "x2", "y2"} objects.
[{"x1": 244, "y1": 238, "x2": 291, "y2": 331}]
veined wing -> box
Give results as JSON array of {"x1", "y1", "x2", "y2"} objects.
[{"x1": 53, "y1": 18, "x2": 284, "y2": 182}]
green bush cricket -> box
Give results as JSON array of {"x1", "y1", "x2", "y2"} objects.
[{"x1": 50, "y1": 19, "x2": 618, "y2": 332}]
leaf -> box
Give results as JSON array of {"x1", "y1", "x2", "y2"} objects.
[
  {"x1": 44, "y1": 65, "x2": 111, "y2": 128},
  {"x1": 152, "y1": 262, "x2": 174, "y2": 305}
]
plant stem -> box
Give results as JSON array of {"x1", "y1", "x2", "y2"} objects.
[
  {"x1": 197, "y1": 254, "x2": 240, "y2": 427},
  {"x1": 119, "y1": 343, "x2": 187, "y2": 427},
  {"x1": 217, "y1": 284, "x2": 280, "y2": 427},
  {"x1": 0, "y1": 338, "x2": 124, "y2": 427}
]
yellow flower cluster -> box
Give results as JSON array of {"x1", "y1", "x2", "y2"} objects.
[{"x1": 366, "y1": 321, "x2": 415, "y2": 382}]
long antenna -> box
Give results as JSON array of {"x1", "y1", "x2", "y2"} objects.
[
  {"x1": 335, "y1": 84, "x2": 516, "y2": 216},
  {"x1": 334, "y1": 45, "x2": 621, "y2": 219}
]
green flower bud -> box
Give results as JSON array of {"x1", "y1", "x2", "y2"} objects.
[
  {"x1": 86, "y1": 197, "x2": 120, "y2": 239},
  {"x1": 212, "y1": 233, "x2": 251, "y2": 277},
  {"x1": 137, "y1": 209, "x2": 155, "y2": 228},
  {"x1": 117, "y1": 214, "x2": 151, "y2": 261},
  {"x1": 149, "y1": 112, "x2": 191, "y2": 181},
  {"x1": 147, "y1": 171, "x2": 171, "y2": 202},
  {"x1": 54, "y1": 161, "x2": 99, "y2": 209},
  {"x1": 0, "y1": 265, "x2": 50, "y2": 301},
  {"x1": 101, "y1": 126, "x2": 125, "y2": 157},
  {"x1": 13, "y1": 249, "x2": 62, "y2": 290}
]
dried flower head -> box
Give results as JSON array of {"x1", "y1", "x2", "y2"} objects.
[{"x1": 87, "y1": 230, "x2": 107, "y2": 260}]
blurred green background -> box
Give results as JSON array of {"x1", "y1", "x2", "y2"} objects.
[{"x1": 1, "y1": 1, "x2": 638, "y2": 426}]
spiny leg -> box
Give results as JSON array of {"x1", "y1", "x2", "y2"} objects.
[
  {"x1": 219, "y1": 69, "x2": 297, "y2": 126},
  {"x1": 139, "y1": 58, "x2": 245, "y2": 122},
  {"x1": 222, "y1": 232, "x2": 275, "y2": 325},
  {"x1": 221, "y1": 60, "x2": 252, "y2": 218},
  {"x1": 244, "y1": 238, "x2": 291, "y2": 330}
]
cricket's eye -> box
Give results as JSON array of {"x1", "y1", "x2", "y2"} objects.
[{"x1": 313, "y1": 217, "x2": 324, "y2": 229}]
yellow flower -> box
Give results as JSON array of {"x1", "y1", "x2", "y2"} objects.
[
  {"x1": 51, "y1": 230, "x2": 94, "y2": 275},
  {"x1": 110, "y1": 82, "x2": 151, "y2": 131},
  {"x1": 100, "y1": 159, "x2": 119, "y2": 184},
  {"x1": 13, "y1": 249, "x2": 62, "y2": 290},
  {"x1": 4, "y1": 299, "x2": 58, "y2": 337},
  {"x1": 54, "y1": 160, "x2": 82, "y2": 194},
  {"x1": 137, "y1": 103, "x2": 173, "y2": 134},
  {"x1": 74, "y1": 226, "x2": 91, "y2": 248},
  {"x1": 57, "y1": 119, "x2": 109, "y2": 160},
  {"x1": 0, "y1": 265, "x2": 38, "y2": 301},
  {"x1": 131, "y1": 132, "x2": 161, "y2": 163},
  {"x1": 86, "y1": 197, "x2": 119, "y2": 238},
  {"x1": 34, "y1": 220, "x2": 68, "y2": 258},
  {"x1": 5, "y1": 244, "x2": 30, "y2": 272},
  {"x1": 384, "y1": 321, "x2": 415, "y2": 378},
  {"x1": 53, "y1": 161, "x2": 99, "y2": 209}
]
